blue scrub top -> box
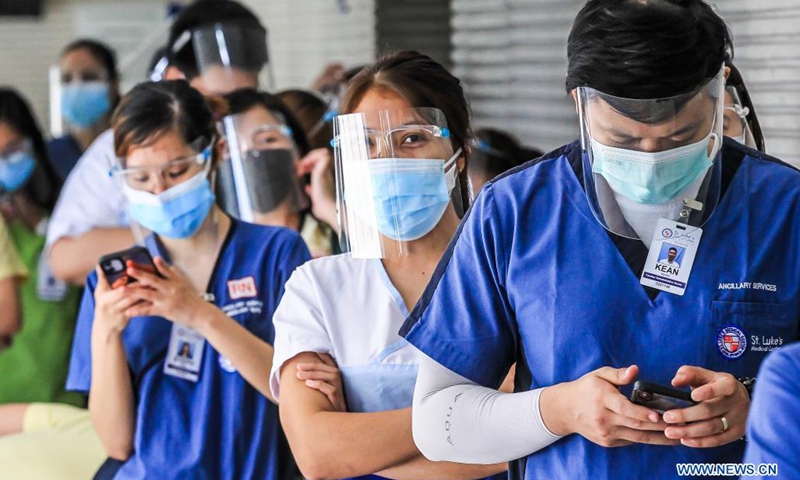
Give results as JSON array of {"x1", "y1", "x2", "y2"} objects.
[
  {"x1": 46, "y1": 135, "x2": 83, "y2": 181},
  {"x1": 743, "y1": 342, "x2": 800, "y2": 479},
  {"x1": 401, "y1": 139, "x2": 800, "y2": 480},
  {"x1": 67, "y1": 219, "x2": 310, "y2": 480}
]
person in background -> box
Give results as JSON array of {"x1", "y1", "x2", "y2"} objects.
[
  {"x1": 47, "y1": 0, "x2": 271, "y2": 286},
  {"x1": 467, "y1": 127, "x2": 529, "y2": 194},
  {"x1": 275, "y1": 89, "x2": 340, "y2": 237},
  {"x1": 271, "y1": 51, "x2": 507, "y2": 480},
  {"x1": 220, "y1": 89, "x2": 336, "y2": 257},
  {"x1": 47, "y1": 39, "x2": 120, "y2": 181},
  {"x1": 277, "y1": 89, "x2": 335, "y2": 151},
  {"x1": 0, "y1": 88, "x2": 84, "y2": 407},
  {"x1": 723, "y1": 62, "x2": 766, "y2": 152},
  {"x1": 743, "y1": 342, "x2": 800, "y2": 479},
  {"x1": 0, "y1": 216, "x2": 26, "y2": 350}
]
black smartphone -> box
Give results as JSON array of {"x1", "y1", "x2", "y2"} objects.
[
  {"x1": 630, "y1": 381, "x2": 697, "y2": 414},
  {"x1": 98, "y1": 246, "x2": 156, "y2": 289}
]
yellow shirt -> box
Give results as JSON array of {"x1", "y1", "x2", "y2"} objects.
[{"x1": 0, "y1": 217, "x2": 27, "y2": 281}]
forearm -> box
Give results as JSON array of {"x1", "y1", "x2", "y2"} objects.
[
  {"x1": 377, "y1": 453, "x2": 507, "y2": 480},
  {"x1": 195, "y1": 308, "x2": 275, "y2": 402},
  {"x1": 50, "y1": 228, "x2": 134, "y2": 285},
  {"x1": 289, "y1": 408, "x2": 418, "y2": 480},
  {"x1": 0, "y1": 278, "x2": 21, "y2": 341},
  {"x1": 89, "y1": 327, "x2": 135, "y2": 460},
  {"x1": 413, "y1": 355, "x2": 561, "y2": 464},
  {"x1": 279, "y1": 356, "x2": 419, "y2": 480}
]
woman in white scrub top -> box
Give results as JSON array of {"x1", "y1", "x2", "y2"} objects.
[{"x1": 269, "y1": 51, "x2": 508, "y2": 480}]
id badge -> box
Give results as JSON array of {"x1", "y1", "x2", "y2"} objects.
[
  {"x1": 640, "y1": 218, "x2": 703, "y2": 296},
  {"x1": 37, "y1": 253, "x2": 67, "y2": 302},
  {"x1": 164, "y1": 324, "x2": 205, "y2": 382}
]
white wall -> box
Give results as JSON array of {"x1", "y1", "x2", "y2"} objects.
[
  {"x1": 242, "y1": 0, "x2": 375, "y2": 90},
  {"x1": 0, "y1": 0, "x2": 376, "y2": 135}
]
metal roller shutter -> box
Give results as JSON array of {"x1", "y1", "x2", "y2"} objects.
[
  {"x1": 716, "y1": 1, "x2": 800, "y2": 165},
  {"x1": 452, "y1": 0, "x2": 583, "y2": 153},
  {"x1": 453, "y1": 0, "x2": 800, "y2": 163},
  {"x1": 375, "y1": 0, "x2": 452, "y2": 69}
]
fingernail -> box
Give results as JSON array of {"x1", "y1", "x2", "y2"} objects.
[
  {"x1": 663, "y1": 413, "x2": 674, "y2": 422},
  {"x1": 649, "y1": 413, "x2": 660, "y2": 422}
]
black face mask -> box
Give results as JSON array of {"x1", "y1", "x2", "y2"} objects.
[{"x1": 216, "y1": 148, "x2": 299, "y2": 217}]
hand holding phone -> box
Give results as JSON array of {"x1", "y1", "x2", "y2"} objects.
[
  {"x1": 631, "y1": 380, "x2": 697, "y2": 414},
  {"x1": 98, "y1": 246, "x2": 157, "y2": 289}
]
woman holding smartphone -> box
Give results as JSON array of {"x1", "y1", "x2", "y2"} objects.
[{"x1": 66, "y1": 80, "x2": 340, "y2": 480}]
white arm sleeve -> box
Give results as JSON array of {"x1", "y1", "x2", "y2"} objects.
[{"x1": 412, "y1": 353, "x2": 562, "y2": 464}]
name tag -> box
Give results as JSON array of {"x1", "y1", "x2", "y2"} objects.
[
  {"x1": 164, "y1": 324, "x2": 205, "y2": 382},
  {"x1": 37, "y1": 253, "x2": 67, "y2": 302},
  {"x1": 640, "y1": 218, "x2": 702, "y2": 296}
]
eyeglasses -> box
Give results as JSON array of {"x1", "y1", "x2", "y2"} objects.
[
  {"x1": 111, "y1": 144, "x2": 212, "y2": 191},
  {"x1": 332, "y1": 124, "x2": 450, "y2": 157},
  {"x1": 0, "y1": 139, "x2": 32, "y2": 162}
]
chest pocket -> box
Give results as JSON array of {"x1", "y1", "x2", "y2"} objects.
[
  {"x1": 705, "y1": 300, "x2": 798, "y2": 378},
  {"x1": 339, "y1": 340, "x2": 419, "y2": 413}
]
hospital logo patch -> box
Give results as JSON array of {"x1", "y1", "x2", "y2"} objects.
[
  {"x1": 662, "y1": 228, "x2": 674, "y2": 238},
  {"x1": 717, "y1": 326, "x2": 747, "y2": 360},
  {"x1": 228, "y1": 277, "x2": 257, "y2": 299}
]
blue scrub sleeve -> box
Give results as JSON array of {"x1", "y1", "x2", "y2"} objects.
[
  {"x1": 744, "y1": 344, "x2": 800, "y2": 478},
  {"x1": 401, "y1": 183, "x2": 516, "y2": 388},
  {"x1": 254, "y1": 233, "x2": 311, "y2": 344},
  {"x1": 66, "y1": 273, "x2": 99, "y2": 393}
]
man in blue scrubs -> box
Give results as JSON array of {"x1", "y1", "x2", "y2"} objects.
[{"x1": 402, "y1": 1, "x2": 800, "y2": 479}]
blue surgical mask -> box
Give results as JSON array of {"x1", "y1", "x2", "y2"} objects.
[
  {"x1": 351, "y1": 148, "x2": 461, "y2": 242},
  {"x1": 122, "y1": 168, "x2": 215, "y2": 238},
  {"x1": 591, "y1": 133, "x2": 717, "y2": 205},
  {"x1": 0, "y1": 145, "x2": 36, "y2": 192},
  {"x1": 61, "y1": 82, "x2": 111, "y2": 129}
]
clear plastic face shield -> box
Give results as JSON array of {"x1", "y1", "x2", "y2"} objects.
[
  {"x1": 190, "y1": 21, "x2": 272, "y2": 94},
  {"x1": 333, "y1": 108, "x2": 463, "y2": 259},
  {"x1": 218, "y1": 109, "x2": 308, "y2": 223},
  {"x1": 723, "y1": 86, "x2": 756, "y2": 149},
  {"x1": 576, "y1": 66, "x2": 726, "y2": 240}
]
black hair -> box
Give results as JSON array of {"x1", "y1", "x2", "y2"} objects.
[
  {"x1": 343, "y1": 50, "x2": 473, "y2": 215},
  {"x1": 469, "y1": 128, "x2": 527, "y2": 179},
  {"x1": 112, "y1": 80, "x2": 224, "y2": 163},
  {"x1": 167, "y1": 0, "x2": 266, "y2": 80},
  {"x1": 225, "y1": 88, "x2": 311, "y2": 156},
  {"x1": 0, "y1": 88, "x2": 62, "y2": 212},
  {"x1": 276, "y1": 89, "x2": 331, "y2": 151},
  {"x1": 726, "y1": 63, "x2": 766, "y2": 152},
  {"x1": 668, "y1": 247, "x2": 678, "y2": 253},
  {"x1": 567, "y1": 0, "x2": 733, "y2": 99},
  {"x1": 62, "y1": 39, "x2": 119, "y2": 82}
]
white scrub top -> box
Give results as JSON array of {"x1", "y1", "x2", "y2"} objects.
[
  {"x1": 269, "y1": 254, "x2": 423, "y2": 404},
  {"x1": 45, "y1": 130, "x2": 127, "y2": 248}
]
